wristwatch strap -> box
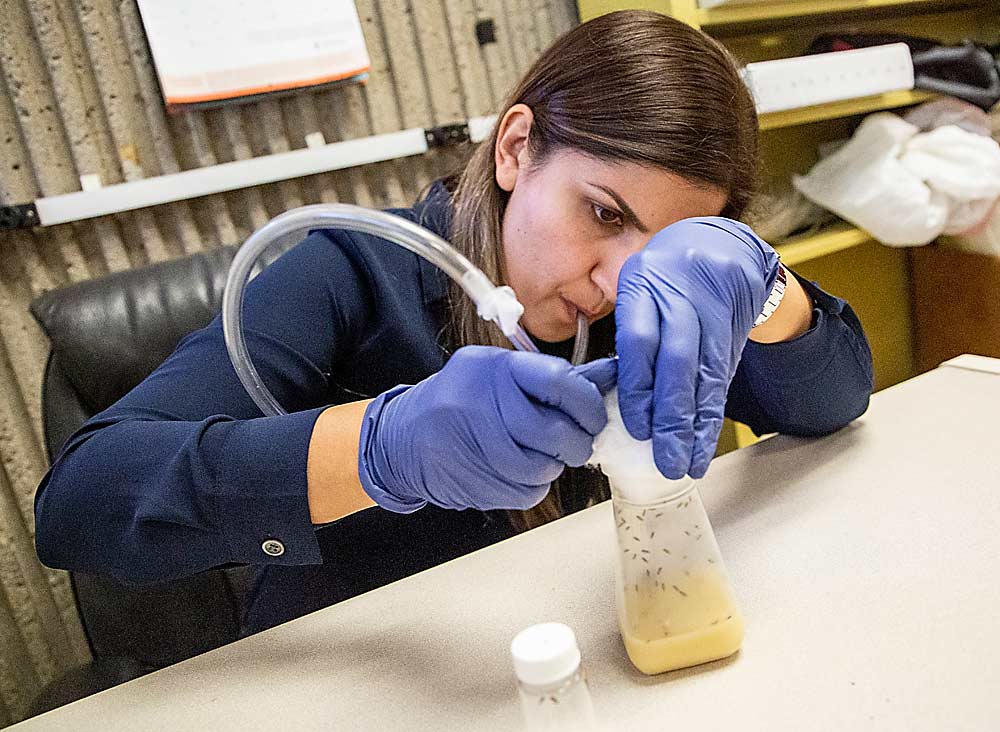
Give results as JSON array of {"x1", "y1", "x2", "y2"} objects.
[{"x1": 753, "y1": 263, "x2": 788, "y2": 328}]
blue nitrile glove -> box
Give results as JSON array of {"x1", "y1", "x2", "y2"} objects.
[
  {"x1": 615, "y1": 217, "x2": 780, "y2": 480},
  {"x1": 358, "y1": 347, "x2": 618, "y2": 513}
]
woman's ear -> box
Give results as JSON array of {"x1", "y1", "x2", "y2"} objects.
[{"x1": 494, "y1": 104, "x2": 534, "y2": 193}]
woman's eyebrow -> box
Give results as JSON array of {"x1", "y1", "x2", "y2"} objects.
[{"x1": 587, "y1": 183, "x2": 650, "y2": 233}]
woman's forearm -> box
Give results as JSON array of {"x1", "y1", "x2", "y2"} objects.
[
  {"x1": 727, "y1": 273, "x2": 873, "y2": 437},
  {"x1": 36, "y1": 409, "x2": 327, "y2": 584},
  {"x1": 307, "y1": 400, "x2": 377, "y2": 524}
]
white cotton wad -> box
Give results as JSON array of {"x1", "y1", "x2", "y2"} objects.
[{"x1": 587, "y1": 388, "x2": 691, "y2": 505}]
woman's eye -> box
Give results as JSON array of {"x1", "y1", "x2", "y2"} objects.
[{"x1": 593, "y1": 203, "x2": 624, "y2": 227}]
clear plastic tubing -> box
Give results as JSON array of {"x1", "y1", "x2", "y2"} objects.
[{"x1": 222, "y1": 204, "x2": 590, "y2": 417}]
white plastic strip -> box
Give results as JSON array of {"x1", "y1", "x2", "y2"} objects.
[
  {"x1": 743, "y1": 44, "x2": 914, "y2": 114},
  {"x1": 468, "y1": 115, "x2": 498, "y2": 143},
  {"x1": 34, "y1": 127, "x2": 430, "y2": 226}
]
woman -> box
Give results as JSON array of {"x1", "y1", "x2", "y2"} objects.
[{"x1": 34, "y1": 10, "x2": 872, "y2": 634}]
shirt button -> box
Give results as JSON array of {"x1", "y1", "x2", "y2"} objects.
[{"x1": 261, "y1": 539, "x2": 285, "y2": 557}]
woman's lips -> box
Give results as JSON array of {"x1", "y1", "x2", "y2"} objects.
[
  {"x1": 560, "y1": 296, "x2": 602, "y2": 323},
  {"x1": 559, "y1": 296, "x2": 579, "y2": 324}
]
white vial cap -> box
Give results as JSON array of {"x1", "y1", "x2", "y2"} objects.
[{"x1": 511, "y1": 622, "x2": 581, "y2": 686}]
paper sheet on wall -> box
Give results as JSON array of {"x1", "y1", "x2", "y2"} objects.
[{"x1": 136, "y1": 0, "x2": 370, "y2": 109}]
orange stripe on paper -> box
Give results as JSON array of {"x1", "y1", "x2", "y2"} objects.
[{"x1": 164, "y1": 65, "x2": 370, "y2": 105}]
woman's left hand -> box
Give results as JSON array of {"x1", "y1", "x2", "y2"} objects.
[{"x1": 615, "y1": 217, "x2": 780, "y2": 480}]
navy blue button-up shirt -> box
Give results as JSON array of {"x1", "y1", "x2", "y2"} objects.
[{"x1": 34, "y1": 185, "x2": 873, "y2": 633}]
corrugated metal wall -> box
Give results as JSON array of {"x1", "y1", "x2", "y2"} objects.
[{"x1": 0, "y1": 0, "x2": 579, "y2": 724}]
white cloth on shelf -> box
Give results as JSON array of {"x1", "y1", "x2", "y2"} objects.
[{"x1": 793, "y1": 112, "x2": 1000, "y2": 246}]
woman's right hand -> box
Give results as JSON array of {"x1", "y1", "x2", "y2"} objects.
[{"x1": 357, "y1": 347, "x2": 616, "y2": 513}]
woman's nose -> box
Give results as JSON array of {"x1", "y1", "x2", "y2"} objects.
[{"x1": 592, "y1": 243, "x2": 642, "y2": 306}]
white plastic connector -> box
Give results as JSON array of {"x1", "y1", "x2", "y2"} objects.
[
  {"x1": 476, "y1": 284, "x2": 525, "y2": 336},
  {"x1": 461, "y1": 269, "x2": 525, "y2": 336},
  {"x1": 305, "y1": 132, "x2": 327, "y2": 149},
  {"x1": 79, "y1": 174, "x2": 103, "y2": 191}
]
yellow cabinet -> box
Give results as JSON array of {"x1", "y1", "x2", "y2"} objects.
[{"x1": 580, "y1": 0, "x2": 1000, "y2": 448}]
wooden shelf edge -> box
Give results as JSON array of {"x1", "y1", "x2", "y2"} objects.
[
  {"x1": 697, "y1": 0, "x2": 978, "y2": 26},
  {"x1": 776, "y1": 224, "x2": 874, "y2": 266},
  {"x1": 759, "y1": 90, "x2": 936, "y2": 131}
]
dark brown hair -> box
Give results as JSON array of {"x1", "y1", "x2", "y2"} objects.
[{"x1": 446, "y1": 10, "x2": 759, "y2": 528}]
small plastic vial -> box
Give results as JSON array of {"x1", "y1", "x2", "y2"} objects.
[{"x1": 510, "y1": 622, "x2": 597, "y2": 731}]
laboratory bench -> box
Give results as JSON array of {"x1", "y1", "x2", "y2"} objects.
[{"x1": 10, "y1": 354, "x2": 1000, "y2": 731}]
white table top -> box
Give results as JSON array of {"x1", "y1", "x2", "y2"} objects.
[{"x1": 15, "y1": 355, "x2": 1000, "y2": 731}]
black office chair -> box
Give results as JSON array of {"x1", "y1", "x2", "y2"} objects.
[{"x1": 28, "y1": 244, "x2": 263, "y2": 715}]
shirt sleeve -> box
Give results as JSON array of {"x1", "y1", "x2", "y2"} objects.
[
  {"x1": 34, "y1": 230, "x2": 374, "y2": 585},
  {"x1": 725, "y1": 272, "x2": 874, "y2": 437}
]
